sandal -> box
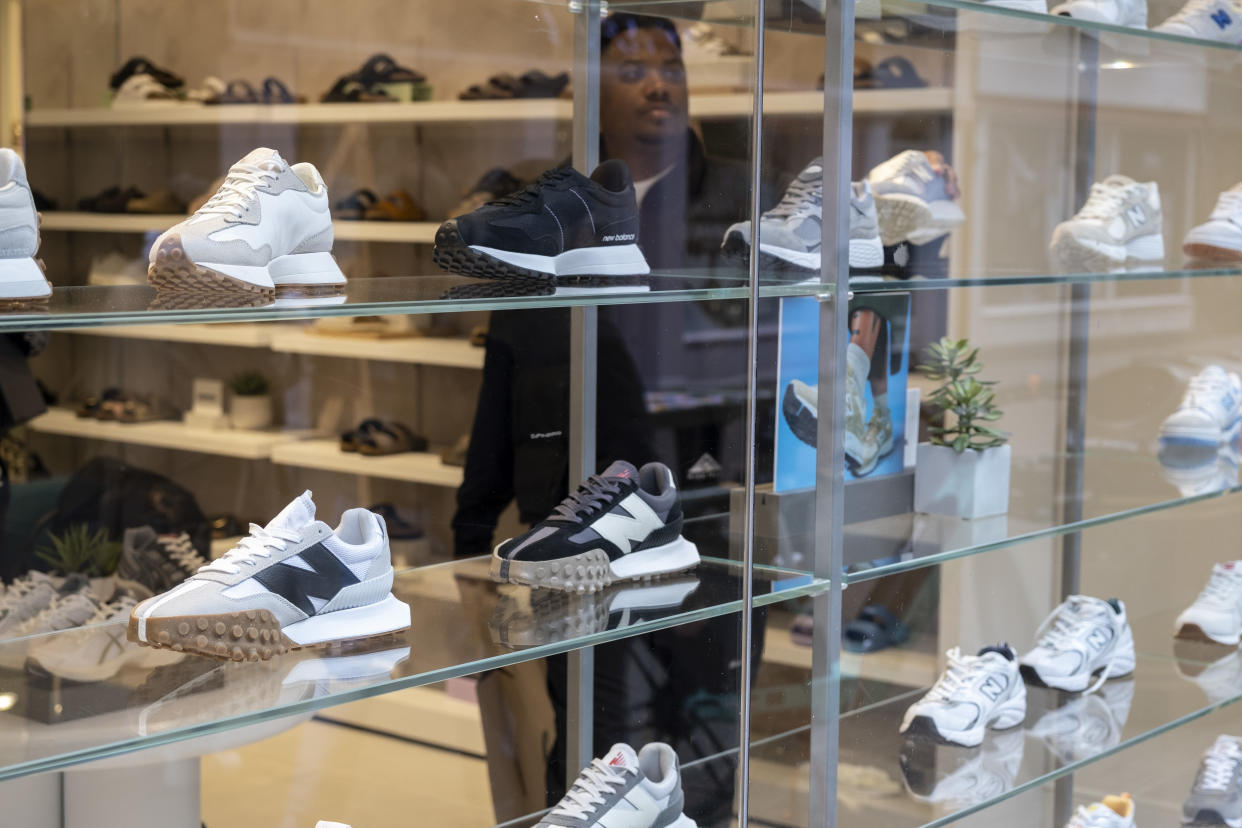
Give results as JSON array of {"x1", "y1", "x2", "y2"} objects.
[
  {"x1": 515, "y1": 70, "x2": 569, "y2": 98},
  {"x1": 340, "y1": 418, "x2": 384, "y2": 452},
  {"x1": 320, "y1": 76, "x2": 396, "y2": 103},
  {"x1": 262, "y1": 76, "x2": 305, "y2": 104},
  {"x1": 356, "y1": 421, "x2": 428, "y2": 456},
  {"x1": 843, "y1": 604, "x2": 910, "y2": 654},
  {"x1": 334, "y1": 188, "x2": 379, "y2": 220},
  {"x1": 206, "y1": 79, "x2": 259, "y2": 105},
  {"x1": 363, "y1": 190, "x2": 424, "y2": 222},
  {"x1": 110, "y1": 56, "x2": 184, "y2": 92}
]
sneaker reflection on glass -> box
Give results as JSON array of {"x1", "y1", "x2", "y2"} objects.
[
  {"x1": 1025, "y1": 678, "x2": 1134, "y2": 764},
  {"x1": 1159, "y1": 439, "x2": 1241, "y2": 499},
  {"x1": 1174, "y1": 640, "x2": 1242, "y2": 705},
  {"x1": 489, "y1": 575, "x2": 700, "y2": 649},
  {"x1": 899, "y1": 725, "x2": 1025, "y2": 809}
]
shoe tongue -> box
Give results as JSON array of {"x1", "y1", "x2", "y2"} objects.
[
  {"x1": 601, "y1": 743, "x2": 639, "y2": 771},
  {"x1": 266, "y1": 490, "x2": 316, "y2": 532},
  {"x1": 236, "y1": 147, "x2": 287, "y2": 171},
  {"x1": 1100, "y1": 174, "x2": 1136, "y2": 188},
  {"x1": 601, "y1": 460, "x2": 640, "y2": 483},
  {"x1": 976, "y1": 643, "x2": 1014, "y2": 661}
]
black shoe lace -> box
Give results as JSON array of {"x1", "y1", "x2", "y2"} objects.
[
  {"x1": 549, "y1": 474, "x2": 623, "y2": 523},
  {"x1": 489, "y1": 168, "x2": 577, "y2": 208}
]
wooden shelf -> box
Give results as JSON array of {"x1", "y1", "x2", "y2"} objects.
[
  {"x1": 27, "y1": 408, "x2": 305, "y2": 459},
  {"x1": 270, "y1": 439, "x2": 463, "y2": 487},
  {"x1": 268, "y1": 330, "x2": 485, "y2": 368},
  {"x1": 40, "y1": 212, "x2": 440, "y2": 243}
]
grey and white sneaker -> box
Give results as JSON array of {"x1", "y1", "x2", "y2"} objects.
[
  {"x1": 720, "y1": 158, "x2": 883, "y2": 272},
  {"x1": 844, "y1": 342, "x2": 870, "y2": 467},
  {"x1": 27, "y1": 592, "x2": 182, "y2": 682},
  {"x1": 1019, "y1": 595, "x2": 1136, "y2": 692},
  {"x1": 12, "y1": 577, "x2": 101, "y2": 637},
  {"x1": 147, "y1": 147, "x2": 345, "y2": 298},
  {"x1": 1050, "y1": 175, "x2": 1163, "y2": 272},
  {"x1": 1184, "y1": 184, "x2": 1242, "y2": 262},
  {"x1": 539, "y1": 743, "x2": 697, "y2": 828},
  {"x1": 900, "y1": 644, "x2": 1027, "y2": 747},
  {"x1": 0, "y1": 571, "x2": 63, "y2": 637},
  {"x1": 128, "y1": 491, "x2": 410, "y2": 661},
  {"x1": 1183, "y1": 735, "x2": 1242, "y2": 827},
  {"x1": 119, "y1": 527, "x2": 209, "y2": 594},
  {"x1": 0, "y1": 149, "x2": 51, "y2": 303},
  {"x1": 867, "y1": 150, "x2": 966, "y2": 246}
]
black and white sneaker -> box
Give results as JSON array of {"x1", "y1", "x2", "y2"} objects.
[
  {"x1": 490, "y1": 461, "x2": 700, "y2": 593},
  {"x1": 433, "y1": 160, "x2": 651, "y2": 285}
]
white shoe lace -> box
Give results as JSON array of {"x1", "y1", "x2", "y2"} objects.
[
  {"x1": 1196, "y1": 565, "x2": 1242, "y2": 608},
  {"x1": 199, "y1": 524, "x2": 301, "y2": 576},
  {"x1": 1076, "y1": 183, "x2": 1130, "y2": 221},
  {"x1": 1199, "y1": 739, "x2": 1242, "y2": 791},
  {"x1": 551, "y1": 758, "x2": 634, "y2": 820},
  {"x1": 925, "y1": 647, "x2": 983, "y2": 703},
  {"x1": 15, "y1": 592, "x2": 99, "y2": 635},
  {"x1": 196, "y1": 162, "x2": 280, "y2": 220},
  {"x1": 2, "y1": 573, "x2": 51, "y2": 604},
  {"x1": 1032, "y1": 596, "x2": 1119, "y2": 695},
  {"x1": 1211, "y1": 189, "x2": 1242, "y2": 222},
  {"x1": 1066, "y1": 804, "x2": 1123, "y2": 828},
  {"x1": 163, "y1": 534, "x2": 208, "y2": 573},
  {"x1": 766, "y1": 172, "x2": 822, "y2": 220}
]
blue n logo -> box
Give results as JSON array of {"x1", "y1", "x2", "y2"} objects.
[{"x1": 1212, "y1": 8, "x2": 1232, "y2": 27}]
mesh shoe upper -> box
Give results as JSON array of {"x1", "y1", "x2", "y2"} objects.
[
  {"x1": 0, "y1": 149, "x2": 38, "y2": 259},
  {"x1": 496, "y1": 461, "x2": 684, "y2": 565},
  {"x1": 536, "y1": 743, "x2": 685, "y2": 828},
  {"x1": 1185, "y1": 735, "x2": 1242, "y2": 824}
]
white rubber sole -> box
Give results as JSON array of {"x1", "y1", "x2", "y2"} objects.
[
  {"x1": 607, "y1": 578, "x2": 700, "y2": 613},
  {"x1": 1025, "y1": 648, "x2": 1137, "y2": 691},
  {"x1": 910, "y1": 694, "x2": 1028, "y2": 747},
  {"x1": 200, "y1": 251, "x2": 346, "y2": 291},
  {"x1": 471, "y1": 243, "x2": 651, "y2": 277},
  {"x1": 611, "y1": 536, "x2": 701, "y2": 580},
  {"x1": 282, "y1": 594, "x2": 411, "y2": 647},
  {"x1": 982, "y1": 0, "x2": 1047, "y2": 10},
  {"x1": 0, "y1": 257, "x2": 51, "y2": 299},
  {"x1": 1160, "y1": 420, "x2": 1239, "y2": 447},
  {"x1": 283, "y1": 644, "x2": 411, "y2": 684},
  {"x1": 756, "y1": 236, "x2": 884, "y2": 271},
  {"x1": 1051, "y1": 230, "x2": 1164, "y2": 272}
]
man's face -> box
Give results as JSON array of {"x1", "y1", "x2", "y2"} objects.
[{"x1": 601, "y1": 27, "x2": 689, "y2": 148}]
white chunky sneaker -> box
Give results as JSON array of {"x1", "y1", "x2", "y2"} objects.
[
  {"x1": 1019, "y1": 595, "x2": 1136, "y2": 692},
  {"x1": 129, "y1": 491, "x2": 410, "y2": 661},
  {"x1": 1050, "y1": 175, "x2": 1163, "y2": 271},
  {"x1": 538, "y1": 743, "x2": 697, "y2": 828},
  {"x1": 866, "y1": 150, "x2": 965, "y2": 246},
  {"x1": 1160, "y1": 366, "x2": 1242, "y2": 447},
  {"x1": 1176, "y1": 562, "x2": 1242, "y2": 644},
  {"x1": 0, "y1": 149, "x2": 51, "y2": 303},
  {"x1": 1065, "y1": 794, "x2": 1136, "y2": 828},
  {"x1": 899, "y1": 644, "x2": 1027, "y2": 747},
  {"x1": 1184, "y1": 184, "x2": 1242, "y2": 261},
  {"x1": 148, "y1": 148, "x2": 345, "y2": 298},
  {"x1": 1156, "y1": 0, "x2": 1242, "y2": 39},
  {"x1": 1183, "y1": 736, "x2": 1242, "y2": 827},
  {"x1": 1051, "y1": 0, "x2": 1147, "y2": 24}
]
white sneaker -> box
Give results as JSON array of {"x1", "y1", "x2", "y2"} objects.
[
  {"x1": 1065, "y1": 794, "x2": 1136, "y2": 828},
  {"x1": 13, "y1": 582, "x2": 101, "y2": 637},
  {"x1": 866, "y1": 150, "x2": 966, "y2": 246},
  {"x1": 0, "y1": 149, "x2": 51, "y2": 302},
  {"x1": 538, "y1": 743, "x2": 697, "y2": 828},
  {"x1": 899, "y1": 644, "x2": 1027, "y2": 747},
  {"x1": 148, "y1": 148, "x2": 345, "y2": 298},
  {"x1": 1050, "y1": 175, "x2": 1163, "y2": 272},
  {"x1": 1176, "y1": 562, "x2": 1242, "y2": 644},
  {"x1": 1183, "y1": 736, "x2": 1242, "y2": 827},
  {"x1": 1051, "y1": 0, "x2": 1147, "y2": 25},
  {"x1": 27, "y1": 592, "x2": 181, "y2": 682},
  {"x1": 1184, "y1": 184, "x2": 1242, "y2": 261},
  {"x1": 844, "y1": 342, "x2": 870, "y2": 465},
  {"x1": 1159, "y1": 366, "x2": 1242, "y2": 447},
  {"x1": 1159, "y1": 441, "x2": 1241, "y2": 497},
  {"x1": 1176, "y1": 646, "x2": 1242, "y2": 704},
  {"x1": 1019, "y1": 595, "x2": 1136, "y2": 692},
  {"x1": 1028, "y1": 678, "x2": 1134, "y2": 763},
  {"x1": 129, "y1": 491, "x2": 410, "y2": 661},
  {"x1": 1157, "y1": 0, "x2": 1242, "y2": 38},
  {"x1": 0, "y1": 571, "x2": 63, "y2": 637}
]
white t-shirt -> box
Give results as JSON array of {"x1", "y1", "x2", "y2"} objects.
[{"x1": 633, "y1": 164, "x2": 676, "y2": 209}]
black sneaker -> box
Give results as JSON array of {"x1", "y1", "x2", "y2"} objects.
[
  {"x1": 490, "y1": 460, "x2": 700, "y2": 593},
  {"x1": 433, "y1": 160, "x2": 651, "y2": 285},
  {"x1": 118, "y1": 526, "x2": 208, "y2": 594}
]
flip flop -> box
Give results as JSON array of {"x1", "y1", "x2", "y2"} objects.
[
  {"x1": 356, "y1": 421, "x2": 428, "y2": 456},
  {"x1": 262, "y1": 77, "x2": 304, "y2": 104},
  {"x1": 363, "y1": 190, "x2": 424, "y2": 222},
  {"x1": 842, "y1": 604, "x2": 909, "y2": 654},
  {"x1": 110, "y1": 56, "x2": 184, "y2": 91},
  {"x1": 206, "y1": 79, "x2": 259, "y2": 104}
]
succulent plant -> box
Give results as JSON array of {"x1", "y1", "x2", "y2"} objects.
[
  {"x1": 918, "y1": 337, "x2": 1008, "y2": 453},
  {"x1": 229, "y1": 371, "x2": 270, "y2": 397},
  {"x1": 36, "y1": 524, "x2": 121, "y2": 577}
]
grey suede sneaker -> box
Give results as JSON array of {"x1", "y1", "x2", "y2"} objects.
[
  {"x1": 1050, "y1": 174, "x2": 1164, "y2": 273},
  {"x1": 0, "y1": 149, "x2": 51, "y2": 302},
  {"x1": 538, "y1": 743, "x2": 697, "y2": 828},
  {"x1": 1183, "y1": 735, "x2": 1242, "y2": 827}
]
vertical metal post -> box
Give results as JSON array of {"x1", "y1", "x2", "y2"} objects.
[
  {"x1": 1054, "y1": 27, "x2": 1098, "y2": 828},
  {"x1": 809, "y1": 0, "x2": 854, "y2": 825},
  {"x1": 566, "y1": 0, "x2": 601, "y2": 790},
  {"x1": 0, "y1": 0, "x2": 24, "y2": 152}
]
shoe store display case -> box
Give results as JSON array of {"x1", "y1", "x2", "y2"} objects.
[{"x1": 3, "y1": 0, "x2": 1242, "y2": 826}]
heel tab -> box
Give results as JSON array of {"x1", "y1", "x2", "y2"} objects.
[{"x1": 591, "y1": 159, "x2": 633, "y2": 193}]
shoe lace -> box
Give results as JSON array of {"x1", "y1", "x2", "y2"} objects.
[
  {"x1": 1032, "y1": 596, "x2": 1119, "y2": 695},
  {"x1": 197, "y1": 162, "x2": 280, "y2": 220},
  {"x1": 163, "y1": 534, "x2": 208, "y2": 572},
  {"x1": 549, "y1": 474, "x2": 624, "y2": 524},
  {"x1": 489, "y1": 168, "x2": 575, "y2": 208},
  {"x1": 1212, "y1": 190, "x2": 1242, "y2": 221},
  {"x1": 925, "y1": 647, "x2": 982, "y2": 703},
  {"x1": 550, "y1": 758, "x2": 633, "y2": 820},
  {"x1": 765, "y1": 174, "x2": 822, "y2": 220},
  {"x1": 15, "y1": 592, "x2": 98, "y2": 635},
  {"x1": 1199, "y1": 739, "x2": 1242, "y2": 791},
  {"x1": 4, "y1": 574, "x2": 50, "y2": 602},
  {"x1": 1184, "y1": 368, "x2": 1233, "y2": 409},
  {"x1": 1077, "y1": 183, "x2": 1130, "y2": 221},
  {"x1": 198, "y1": 524, "x2": 301, "y2": 576},
  {"x1": 1197, "y1": 566, "x2": 1242, "y2": 607},
  {"x1": 1067, "y1": 804, "x2": 1122, "y2": 828}
]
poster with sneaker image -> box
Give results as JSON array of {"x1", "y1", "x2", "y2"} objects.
[{"x1": 774, "y1": 293, "x2": 910, "y2": 491}]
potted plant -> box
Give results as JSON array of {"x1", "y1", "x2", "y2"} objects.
[
  {"x1": 913, "y1": 337, "x2": 1011, "y2": 519},
  {"x1": 38, "y1": 523, "x2": 122, "y2": 597},
  {"x1": 228, "y1": 371, "x2": 273, "y2": 430}
]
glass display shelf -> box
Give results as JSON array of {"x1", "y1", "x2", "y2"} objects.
[
  {"x1": 840, "y1": 445, "x2": 1240, "y2": 583},
  {"x1": 848, "y1": 264, "x2": 1242, "y2": 294},
  {"x1": 0, "y1": 556, "x2": 826, "y2": 781}
]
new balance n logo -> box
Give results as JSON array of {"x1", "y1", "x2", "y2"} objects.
[
  {"x1": 1212, "y1": 8, "x2": 1232, "y2": 27},
  {"x1": 979, "y1": 674, "x2": 1008, "y2": 701},
  {"x1": 1086, "y1": 626, "x2": 1114, "y2": 652},
  {"x1": 1124, "y1": 204, "x2": 1147, "y2": 228},
  {"x1": 593, "y1": 494, "x2": 663, "y2": 556},
  {"x1": 252, "y1": 543, "x2": 359, "y2": 615}
]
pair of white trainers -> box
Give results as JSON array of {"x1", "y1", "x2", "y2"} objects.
[
  {"x1": 0, "y1": 147, "x2": 346, "y2": 302},
  {"x1": 900, "y1": 594, "x2": 1135, "y2": 747},
  {"x1": 982, "y1": 0, "x2": 1242, "y2": 40}
]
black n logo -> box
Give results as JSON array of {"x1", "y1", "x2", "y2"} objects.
[{"x1": 252, "y1": 543, "x2": 359, "y2": 615}]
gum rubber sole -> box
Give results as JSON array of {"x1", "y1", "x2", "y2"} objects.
[
  {"x1": 147, "y1": 233, "x2": 276, "y2": 298},
  {"x1": 433, "y1": 223, "x2": 647, "y2": 288},
  {"x1": 127, "y1": 609, "x2": 410, "y2": 662},
  {"x1": 1175, "y1": 623, "x2": 1235, "y2": 645},
  {"x1": 1184, "y1": 242, "x2": 1242, "y2": 262}
]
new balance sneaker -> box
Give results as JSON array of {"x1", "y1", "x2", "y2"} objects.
[
  {"x1": 866, "y1": 150, "x2": 966, "y2": 246},
  {"x1": 782, "y1": 379, "x2": 818, "y2": 447},
  {"x1": 128, "y1": 491, "x2": 410, "y2": 661},
  {"x1": 0, "y1": 571, "x2": 63, "y2": 637},
  {"x1": 900, "y1": 726, "x2": 1024, "y2": 809},
  {"x1": 27, "y1": 592, "x2": 181, "y2": 682},
  {"x1": 539, "y1": 743, "x2": 697, "y2": 828},
  {"x1": 119, "y1": 527, "x2": 210, "y2": 594},
  {"x1": 1156, "y1": 0, "x2": 1242, "y2": 34},
  {"x1": 844, "y1": 341, "x2": 870, "y2": 466},
  {"x1": 1159, "y1": 442, "x2": 1242, "y2": 497},
  {"x1": 900, "y1": 644, "x2": 1027, "y2": 747},
  {"x1": 1159, "y1": 365, "x2": 1242, "y2": 447},
  {"x1": 147, "y1": 148, "x2": 345, "y2": 298},
  {"x1": 1051, "y1": 0, "x2": 1147, "y2": 24},
  {"x1": 11, "y1": 577, "x2": 100, "y2": 637},
  {"x1": 433, "y1": 160, "x2": 650, "y2": 284},
  {"x1": 0, "y1": 149, "x2": 52, "y2": 303},
  {"x1": 1183, "y1": 736, "x2": 1242, "y2": 827},
  {"x1": 1019, "y1": 595, "x2": 1136, "y2": 692},
  {"x1": 1050, "y1": 175, "x2": 1163, "y2": 272},
  {"x1": 720, "y1": 158, "x2": 883, "y2": 271},
  {"x1": 857, "y1": 406, "x2": 895, "y2": 477},
  {"x1": 491, "y1": 461, "x2": 700, "y2": 593},
  {"x1": 1183, "y1": 184, "x2": 1242, "y2": 260},
  {"x1": 1027, "y1": 678, "x2": 1133, "y2": 763},
  {"x1": 1176, "y1": 561, "x2": 1242, "y2": 644},
  {"x1": 1066, "y1": 794, "x2": 1136, "y2": 828}
]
